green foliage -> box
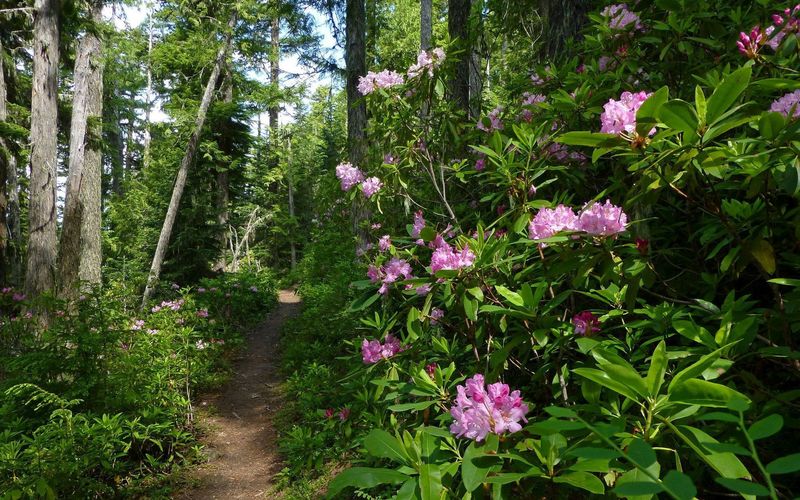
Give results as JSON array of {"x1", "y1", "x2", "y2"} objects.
[{"x1": 0, "y1": 271, "x2": 277, "y2": 497}]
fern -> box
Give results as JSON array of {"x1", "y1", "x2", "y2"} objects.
[{"x1": 4, "y1": 384, "x2": 82, "y2": 413}]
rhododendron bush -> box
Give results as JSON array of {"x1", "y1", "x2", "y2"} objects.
[{"x1": 284, "y1": 1, "x2": 800, "y2": 498}]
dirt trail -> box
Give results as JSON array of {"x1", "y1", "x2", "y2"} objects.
[{"x1": 177, "y1": 289, "x2": 301, "y2": 499}]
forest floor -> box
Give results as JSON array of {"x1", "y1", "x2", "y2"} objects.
[{"x1": 176, "y1": 289, "x2": 301, "y2": 499}]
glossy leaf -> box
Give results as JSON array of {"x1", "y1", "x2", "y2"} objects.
[
  {"x1": 706, "y1": 66, "x2": 752, "y2": 124},
  {"x1": 645, "y1": 340, "x2": 668, "y2": 397},
  {"x1": 553, "y1": 471, "x2": 605, "y2": 494},
  {"x1": 327, "y1": 467, "x2": 409, "y2": 497}
]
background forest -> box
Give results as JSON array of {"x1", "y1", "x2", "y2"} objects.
[{"x1": 1, "y1": 0, "x2": 800, "y2": 498}]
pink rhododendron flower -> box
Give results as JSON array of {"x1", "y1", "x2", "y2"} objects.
[
  {"x1": 430, "y1": 308, "x2": 444, "y2": 325},
  {"x1": 378, "y1": 235, "x2": 392, "y2": 252},
  {"x1": 600, "y1": 91, "x2": 654, "y2": 136},
  {"x1": 407, "y1": 48, "x2": 446, "y2": 78},
  {"x1": 449, "y1": 374, "x2": 529, "y2": 442},
  {"x1": 598, "y1": 55, "x2": 613, "y2": 72},
  {"x1": 770, "y1": 90, "x2": 800, "y2": 119},
  {"x1": 426, "y1": 363, "x2": 438, "y2": 377},
  {"x1": 335, "y1": 162, "x2": 365, "y2": 191},
  {"x1": 477, "y1": 106, "x2": 504, "y2": 132},
  {"x1": 416, "y1": 283, "x2": 433, "y2": 296},
  {"x1": 339, "y1": 408, "x2": 350, "y2": 420},
  {"x1": 324, "y1": 408, "x2": 335, "y2": 419},
  {"x1": 411, "y1": 211, "x2": 426, "y2": 238},
  {"x1": 361, "y1": 334, "x2": 406, "y2": 363},
  {"x1": 361, "y1": 177, "x2": 383, "y2": 198},
  {"x1": 636, "y1": 238, "x2": 649, "y2": 255},
  {"x1": 12, "y1": 293, "x2": 25, "y2": 302},
  {"x1": 577, "y1": 200, "x2": 628, "y2": 236},
  {"x1": 131, "y1": 319, "x2": 145, "y2": 330},
  {"x1": 602, "y1": 4, "x2": 644, "y2": 31},
  {"x1": 358, "y1": 69, "x2": 405, "y2": 95},
  {"x1": 737, "y1": 26, "x2": 766, "y2": 58},
  {"x1": 475, "y1": 157, "x2": 486, "y2": 170},
  {"x1": 430, "y1": 243, "x2": 476, "y2": 273},
  {"x1": 573, "y1": 311, "x2": 601, "y2": 336},
  {"x1": 528, "y1": 205, "x2": 579, "y2": 242},
  {"x1": 197, "y1": 309, "x2": 209, "y2": 318},
  {"x1": 368, "y1": 258, "x2": 414, "y2": 294}
]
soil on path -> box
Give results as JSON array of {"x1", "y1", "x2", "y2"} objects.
[{"x1": 177, "y1": 289, "x2": 301, "y2": 499}]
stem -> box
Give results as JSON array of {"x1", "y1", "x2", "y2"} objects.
[{"x1": 739, "y1": 411, "x2": 778, "y2": 500}]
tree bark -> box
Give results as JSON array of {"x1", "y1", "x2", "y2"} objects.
[
  {"x1": 142, "y1": 13, "x2": 237, "y2": 307},
  {"x1": 213, "y1": 68, "x2": 233, "y2": 272},
  {"x1": 142, "y1": 0, "x2": 155, "y2": 170},
  {"x1": 26, "y1": 0, "x2": 60, "y2": 297},
  {"x1": 269, "y1": 14, "x2": 279, "y2": 133},
  {"x1": 1, "y1": 44, "x2": 21, "y2": 285},
  {"x1": 59, "y1": 0, "x2": 104, "y2": 298},
  {"x1": 538, "y1": 0, "x2": 589, "y2": 59},
  {"x1": 420, "y1": 0, "x2": 433, "y2": 51},
  {"x1": 447, "y1": 0, "x2": 471, "y2": 114},
  {"x1": 0, "y1": 40, "x2": 10, "y2": 284},
  {"x1": 346, "y1": 0, "x2": 369, "y2": 243}
]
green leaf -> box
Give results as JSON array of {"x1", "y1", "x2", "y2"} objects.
[
  {"x1": 419, "y1": 464, "x2": 443, "y2": 500},
  {"x1": 327, "y1": 467, "x2": 409, "y2": 497},
  {"x1": 495, "y1": 285, "x2": 524, "y2": 307},
  {"x1": 766, "y1": 453, "x2": 800, "y2": 474},
  {"x1": 363, "y1": 429, "x2": 410, "y2": 465},
  {"x1": 758, "y1": 112, "x2": 785, "y2": 140},
  {"x1": 467, "y1": 286, "x2": 484, "y2": 301},
  {"x1": 591, "y1": 349, "x2": 649, "y2": 398},
  {"x1": 570, "y1": 447, "x2": 621, "y2": 460},
  {"x1": 553, "y1": 471, "x2": 605, "y2": 494},
  {"x1": 747, "y1": 414, "x2": 783, "y2": 441},
  {"x1": 627, "y1": 438, "x2": 657, "y2": 468},
  {"x1": 646, "y1": 340, "x2": 668, "y2": 397},
  {"x1": 674, "y1": 425, "x2": 751, "y2": 479},
  {"x1": 715, "y1": 478, "x2": 770, "y2": 497},
  {"x1": 544, "y1": 406, "x2": 578, "y2": 419},
  {"x1": 614, "y1": 481, "x2": 664, "y2": 496},
  {"x1": 747, "y1": 239, "x2": 776, "y2": 274},
  {"x1": 768, "y1": 278, "x2": 800, "y2": 286},
  {"x1": 555, "y1": 131, "x2": 620, "y2": 147},
  {"x1": 461, "y1": 439, "x2": 500, "y2": 492},
  {"x1": 659, "y1": 99, "x2": 698, "y2": 135},
  {"x1": 673, "y1": 320, "x2": 717, "y2": 350},
  {"x1": 348, "y1": 291, "x2": 381, "y2": 312},
  {"x1": 573, "y1": 367, "x2": 641, "y2": 401},
  {"x1": 706, "y1": 66, "x2": 752, "y2": 124},
  {"x1": 389, "y1": 400, "x2": 437, "y2": 412},
  {"x1": 669, "y1": 346, "x2": 727, "y2": 390},
  {"x1": 663, "y1": 470, "x2": 697, "y2": 500},
  {"x1": 695, "y1": 85, "x2": 707, "y2": 123},
  {"x1": 636, "y1": 86, "x2": 669, "y2": 136},
  {"x1": 669, "y1": 379, "x2": 751, "y2": 409}
]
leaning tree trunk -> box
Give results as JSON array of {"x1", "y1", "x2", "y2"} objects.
[
  {"x1": 26, "y1": 0, "x2": 60, "y2": 297},
  {"x1": 538, "y1": 0, "x2": 590, "y2": 59},
  {"x1": 447, "y1": 0, "x2": 471, "y2": 114},
  {"x1": 59, "y1": 0, "x2": 104, "y2": 298},
  {"x1": 346, "y1": 0, "x2": 369, "y2": 245},
  {"x1": 420, "y1": 0, "x2": 432, "y2": 51},
  {"x1": 142, "y1": 13, "x2": 237, "y2": 307}
]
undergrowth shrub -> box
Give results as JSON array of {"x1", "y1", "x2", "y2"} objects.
[{"x1": 0, "y1": 269, "x2": 277, "y2": 498}]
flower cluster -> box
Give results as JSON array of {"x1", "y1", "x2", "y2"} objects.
[
  {"x1": 151, "y1": 299, "x2": 184, "y2": 313},
  {"x1": 600, "y1": 91, "x2": 654, "y2": 137},
  {"x1": 737, "y1": 26, "x2": 766, "y2": 59},
  {"x1": 601, "y1": 4, "x2": 643, "y2": 31},
  {"x1": 368, "y1": 257, "x2": 414, "y2": 294},
  {"x1": 573, "y1": 311, "x2": 601, "y2": 336},
  {"x1": 357, "y1": 69, "x2": 405, "y2": 95},
  {"x1": 449, "y1": 374, "x2": 529, "y2": 442},
  {"x1": 378, "y1": 235, "x2": 392, "y2": 252},
  {"x1": 361, "y1": 177, "x2": 383, "y2": 198},
  {"x1": 335, "y1": 162, "x2": 365, "y2": 191},
  {"x1": 770, "y1": 90, "x2": 800, "y2": 119},
  {"x1": 407, "y1": 47, "x2": 446, "y2": 78},
  {"x1": 411, "y1": 211, "x2": 426, "y2": 239},
  {"x1": 529, "y1": 200, "x2": 628, "y2": 243},
  {"x1": 477, "y1": 106, "x2": 504, "y2": 132},
  {"x1": 361, "y1": 334, "x2": 406, "y2": 363},
  {"x1": 430, "y1": 242, "x2": 476, "y2": 273}
]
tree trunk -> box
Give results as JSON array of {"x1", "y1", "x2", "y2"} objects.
[
  {"x1": 538, "y1": 0, "x2": 589, "y2": 59},
  {"x1": 1, "y1": 44, "x2": 21, "y2": 285},
  {"x1": 0, "y1": 40, "x2": 10, "y2": 284},
  {"x1": 59, "y1": 0, "x2": 104, "y2": 298},
  {"x1": 287, "y1": 136, "x2": 296, "y2": 270},
  {"x1": 346, "y1": 0, "x2": 369, "y2": 243},
  {"x1": 110, "y1": 105, "x2": 124, "y2": 195},
  {"x1": 143, "y1": 1, "x2": 155, "y2": 170},
  {"x1": 141, "y1": 13, "x2": 237, "y2": 307},
  {"x1": 213, "y1": 68, "x2": 233, "y2": 272},
  {"x1": 447, "y1": 0, "x2": 471, "y2": 114},
  {"x1": 26, "y1": 0, "x2": 60, "y2": 297},
  {"x1": 420, "y1": 0, "x2": 433, "y2": 51},
  {"x1": 269, "y1": 14, "x2": 279, "y2": 133}
]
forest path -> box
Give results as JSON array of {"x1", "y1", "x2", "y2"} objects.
[{"x1": 177, "y1": 289, "x2": 301, "y2": 499}]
